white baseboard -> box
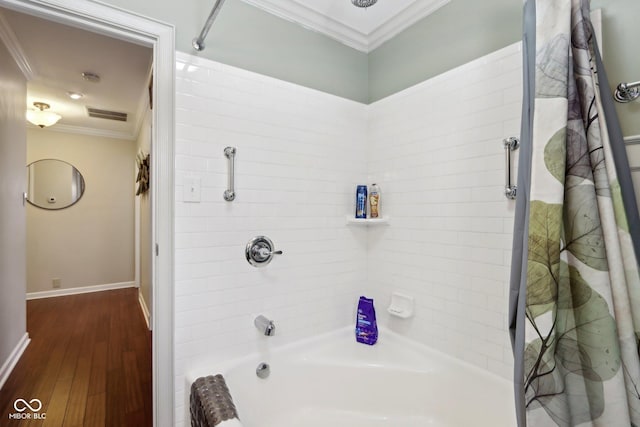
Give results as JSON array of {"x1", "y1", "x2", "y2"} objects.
[
  {"x1": 138, "y1": 290, "x2": 151, "y2": 331},
  {"x1": 26, "y1": 281, "x2": 136, "y2": 300},
  {"x1": 0, "y1": 333, "x2": 30, "y2": 391}
]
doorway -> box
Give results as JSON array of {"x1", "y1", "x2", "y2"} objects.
[{"x1": 0, "y1": 0, "x2": 174, "y2": 425}]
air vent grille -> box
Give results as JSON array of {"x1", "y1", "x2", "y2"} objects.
[{"x1": 87, "y1": 107, "x2": 128, "y2": 122}]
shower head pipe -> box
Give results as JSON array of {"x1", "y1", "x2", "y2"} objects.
[
  {"x1": 614, "y1": 80, "x2": 640, "y2": 103},
  {"x1": 193, "y1": 0, "x2": 227, "y2": 52}
]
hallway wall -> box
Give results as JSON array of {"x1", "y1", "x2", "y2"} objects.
[
  {"x1": 136, "y1": 109, "x2": 153, "y2": 322},
  {"x1": 26, "y1": 130, "x2": 136, "y2": 294},
  {"x1": 0, "y1": 37, "x2": 28, "y2": 388}
]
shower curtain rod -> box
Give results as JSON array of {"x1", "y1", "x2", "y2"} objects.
[
  {"x1": 192, "y1": 0, "x2": 227, "y2": 52},
  {"x1": 614, "y1": 80, "x2": 640, "y2": 103}
]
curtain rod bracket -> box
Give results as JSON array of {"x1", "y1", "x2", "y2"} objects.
[{"x1": 193, "y1": 0, "x2": 227, "y2": 52}]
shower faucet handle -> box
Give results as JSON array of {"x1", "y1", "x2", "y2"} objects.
[
  {"x1": 256, "y1": 247, "x2": 283, "y2": 258},
  {"x1": 246, "y1": 236, "x2": 283, "y2": 267}
]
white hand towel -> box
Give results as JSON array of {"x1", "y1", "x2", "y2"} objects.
[{"x1": 219, "y1": 418, "x2": 243, "y2": 427}]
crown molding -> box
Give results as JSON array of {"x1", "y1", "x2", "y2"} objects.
[
  {"x1": 240, "y1": 0, "x2": 448, "y2": 53},
  {"x1": 241, "y1": 0, "x2": 368, "y2": 51},
  {"x1": 0, "y1": 10, "x2": 36, "y2": 80},
  {"x1": 368, "y1": 0, "x2": 450, "y2": 51},
  {"x1": 30, "y1": 123, "x2": 136, "y2": 141}
]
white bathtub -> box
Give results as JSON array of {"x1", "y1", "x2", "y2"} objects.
[{"x1": 189, "y1": 327, "x2": 516, "y2": 427}]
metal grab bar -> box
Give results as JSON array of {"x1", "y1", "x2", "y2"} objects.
[
  {"x1": 223, "y1": 146, "x2": 236, "y2": 202},
  {"x1": 614, "y1": 80, "x2": 640, "y2": 103},
  {"x1": 192, "y1": 0, "x2": 227, "y2": 52},
  {"x1": 503, "y1": 137, "x2": 519, "y2": 200}
]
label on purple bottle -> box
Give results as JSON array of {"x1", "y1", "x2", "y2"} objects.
[{"x1": 355, "y1": 296, "x2": 378, "y2": 345}]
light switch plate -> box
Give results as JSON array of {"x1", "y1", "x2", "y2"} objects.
[{"x1": 184, "y1": 177, "x2": 201, "y2": 203}]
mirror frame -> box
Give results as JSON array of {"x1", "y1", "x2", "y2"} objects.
[{"x1": 26, "y1": 158, "x2": 86, "y2": 210}]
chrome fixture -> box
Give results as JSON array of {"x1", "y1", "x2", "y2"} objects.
[
  {"x1": 351, "y1": 0, "x2": 378, "y2": 7},
  {"x1": 26, "y1": 102, "x2": 61, "y2": 128},
  {"x1": 81, "y1": 71, "x2": 100, "y2": 83},
  {"x1": 246, "y1": 236, "x2": 283, "y2": 267},
  {"x1": 614, "y1": 81, "x2": 640, "y2": 103},
  {"x1": 256, "y1": 362, "x2": 270, "y2": 379},
  {"x1": 503, "y1": 137, "x2": 520, "y2": 200},
  {"x1": 193, "y1": 0, "x2": 227, "y2": 51},
  {"x1": 223, "y1": 146, "x2": 236, "y2": 202},
  {"x1": 254, "y1": 315, "x2": 276, "y2": 336}
]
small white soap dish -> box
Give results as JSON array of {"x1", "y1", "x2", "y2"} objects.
[{"x1": 387, "y1": 292, "x2": 414, "y2": 318}]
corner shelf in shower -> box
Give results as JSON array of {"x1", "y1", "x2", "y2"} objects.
[{"x1": 345, "y1": 216, "x2": 390, "y2": 226}]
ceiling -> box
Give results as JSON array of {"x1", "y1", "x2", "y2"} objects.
[
  {"x1": 0, "y1": 0, "x2": 448, "y2": 139},
  {"x1": 0, "y1": 7, "x2": 152, "y2": 141},
  {"x1": 241, "y1": 0, "x2": 451, "y2": 52}
]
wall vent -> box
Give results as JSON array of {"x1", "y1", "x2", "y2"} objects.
[{"x1": 87, "y1": 107, "x2": 128, "y2": 122}]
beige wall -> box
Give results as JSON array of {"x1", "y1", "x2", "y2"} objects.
[
  {"x1": 591, "y1": 0, "x2": 640, "y2": 138},
  {"x1": 26, "y1": 130, "x2": 136, "y2": 293},
  {"x1": 136, "y1": 108, "x2": 152, "y2": 319},
  {"x1": 0, "y1": 37, "x2": 28, "y2": 379}
]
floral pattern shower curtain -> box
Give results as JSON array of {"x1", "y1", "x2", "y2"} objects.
[{"x1": 510, "y1": 0, "x2": 640, "y2": 426}]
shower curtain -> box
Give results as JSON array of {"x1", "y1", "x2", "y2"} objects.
[{"x1": 509, "y1": 0, "x2": 640, "y2": 426}]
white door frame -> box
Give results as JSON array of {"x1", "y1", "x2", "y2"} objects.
[{"x1": 0, "y1": 1, "x2": 175, "y2": 425}]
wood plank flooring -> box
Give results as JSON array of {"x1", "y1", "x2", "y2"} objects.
[{"x1": 0, "y1": 288, "x2": 152, "y2": 426}]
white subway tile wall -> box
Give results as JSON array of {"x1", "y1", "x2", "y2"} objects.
[
  {"x1": 174, "y1": 52, "x2": 368, "y2": 426},
  {"x1": 174, "y1": 42, "x2": 522, "y2": 425},
  {"x1": 366, "y1": 42, "x2": 522, "y2": 380}
]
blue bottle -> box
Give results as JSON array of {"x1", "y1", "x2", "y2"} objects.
[{"x1": 355, "y1": 185, "x2": 367, "y2": 218}]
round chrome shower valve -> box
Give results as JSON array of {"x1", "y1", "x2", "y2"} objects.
[{"x1": 245, "y1": 236, "x2": 283, "y2": 267}]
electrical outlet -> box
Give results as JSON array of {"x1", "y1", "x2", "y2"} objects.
[{"x1": 52, "y1": 278, "x2": 61, "y2": 288}]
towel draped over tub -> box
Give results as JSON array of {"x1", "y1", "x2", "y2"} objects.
[{"x1": 190, "y1": 374, "x2": 241, "y2": 427}]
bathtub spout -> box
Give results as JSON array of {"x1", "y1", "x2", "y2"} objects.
[{"x1": 254, "y1": 315, "x2": 276, "y2": 336}]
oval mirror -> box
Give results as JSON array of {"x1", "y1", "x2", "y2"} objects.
[{"x1": 26, "y1": 159, "x2": 85, "y2": 210}]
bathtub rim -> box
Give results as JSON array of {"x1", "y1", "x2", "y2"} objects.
[{"x1": 186, "y1": 325, "x2": 513, "y2": 387}]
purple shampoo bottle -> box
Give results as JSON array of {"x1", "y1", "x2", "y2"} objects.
[{"x1": 355, "y1": 296, "x2": 378, "y2": 345}]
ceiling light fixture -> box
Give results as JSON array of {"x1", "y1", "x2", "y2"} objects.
[
  {"x1": 67, "y1": 91, "x2": 84, "y2": 100},
  {"x1": 26, "y1": 102, "x2": 62, "y2": 128},
  {"x1": 351, "y1": 0, "x2": 378, "y2": 8}
]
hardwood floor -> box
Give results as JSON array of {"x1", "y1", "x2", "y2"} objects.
[{"x1": 0, "y1": 288, "x2": 152, "y2": 426}]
